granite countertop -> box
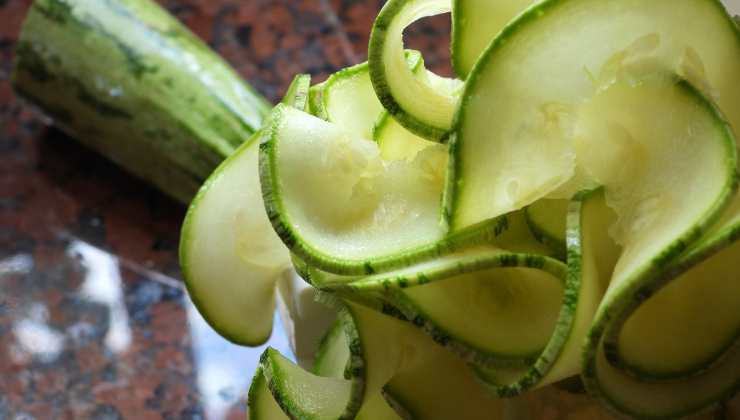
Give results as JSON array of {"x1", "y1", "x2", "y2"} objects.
[
  {"x1": 1, "y1": 0, "x2": 739, "y2": 419},
  {"x1": 0, "y1": 1, "x2": 450, "y2": 418}
]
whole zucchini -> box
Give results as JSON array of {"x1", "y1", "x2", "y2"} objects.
[{"x1": 12, "y1": 0, "x2": 271, "y2": 203}]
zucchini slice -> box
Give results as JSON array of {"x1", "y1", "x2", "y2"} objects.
[
  {"x1": 387, "y1": 251, "x2": 566, "y2": 367},
  {"x1": 475, "y1": 189, "x2": 619, "y2": 396},
  {"x1": 260, "y1": 104, "x2": 507, "y2": 275},
  {"x1": 179, "y1": 75, "x2": 309, "y2": 345},
  {"x1": 524, "y1": 199, "x2": 569, "y2": 259},
  {"x1": 281, "y1": 73, "x2": 312, "y2": 111},
  {"x1": 318, "y1": 245, "x2": 565, "y2": 367},
  {"x1": 248, "y1": 367, "x2": 289, "y2": 420},
  {"x1": 347, "y1": 302, "x2": 505, "y2": 420},
  {"x1": 309, "y1": 82, "x2": 328, "y2": 120},
  {"x1": 577, "y1": 80, "x2": 738, "y2": 417},
  {"x1": 259, "y1": 104, "x2": 443, "y2": 274},
  {"x1": 321, "y1": 51, "x2": 423, "y2": 139},
  {"x1": 260, "y1": 347, "x2": 364, "y2": 420},
  {"x1": 313, "y1": 319, "x2": 352, "y2": 378},
  {"x1": 494, "y1": 210, "x2": 559, "y2": 257},
  {"x1": 180, "y1": 132, "x2": 286, "y2": 345},
  {"x1": 368, "y1": 0, "x2": 461, "y2": 140},
  {"x1": 373, "y1": 111, "x2": 436, "y2": 161},
  {"x1": 451, "y1": 0, "x2": 536, "y2": 78},
  {"x1": 445, "y1": 0, "x2": 740, "y2": 231}
]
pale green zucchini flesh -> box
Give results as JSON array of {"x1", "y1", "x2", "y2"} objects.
[
  {"x1": 260, "y1": 347, "x2": 362, "y2": 420},
  {"x1": 260, "y1": 104, "x2": 511, "y2": 275},
  {"x1": 494, "y1": 210, "x2": 560, "y2": 257},
  {"x1": 313, "y1": 319, "x2": 352, "y2": 378},
  {"x1": 347, "y1": 302, "x2": 505, "y2": 420},
  {"x1": 321, "y1": 61, "x2": 384, "y2": 140},
  {"x1": 475, "y1": 189, "x2": 619, "y2": 396},
  {"x1": 281, "y1": 73, "x2": 312, "y2": 112},
  {"x1": 321, "y1": 51, "x2": 422, "y2": 140},
  {"x1": 248, "y1": 367, "x2": 290, "y2": 420},
  {"x1": 368, "y1": 0, "x2": 461, "y2": 140},
  {"x1": 391, "y1": 260, "x2": 564, "y2": 366},
  {"x1": 373, "y1": 111, "x2": 437, "y2": 161},
  {"x1": 451, "y1": 0, "x2": 536, "y2": 78},
  {"x1": 525, "y1": 199, "x2": 569, "y2": 258},
  {"x1": 315, "y1": 243, "x2": 567, "y2": 367},
  {"x1": 445, "y1": 0, "x2": 740, "y2": 231},
  {"x1": 179, "y1": 75, "x2": 309, "y2": 345},
  {"x1": 180, "y1": 133, "x2": 288, "y2": 345},
  {"x1": 577, "y1": 79, "x2": 738, "y2": 418}
]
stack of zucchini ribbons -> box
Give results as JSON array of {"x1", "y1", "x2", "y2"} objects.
[{"x1": 181, "y1": 0, "x2": 740, "y2": 418}]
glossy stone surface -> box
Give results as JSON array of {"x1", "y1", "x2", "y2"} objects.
[{"x1": 0, "y1": 0, "x2": 738, "y2": 419}]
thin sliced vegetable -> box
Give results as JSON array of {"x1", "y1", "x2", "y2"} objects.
[
  {"x1": 260, "y1": 104, "x2": 507, "y2": 275},
  {"x1": 445, "y1": 0, "x2": 740, "y2": 231},
  {"x1": 525, "y1": 199, "x2": 569, "y2": 259},
  {"x1": 475, "y1": 189, "x2": 619, "y2": 396},
  {"x1": 451, "y1": 0, "x2": 536, "y2": 78},
  {"x1": 260, "y1": 347, "x2": 363, "y2": 420},
  {"x1": 322, "y1": 51, "x2": 423, "y2": 139},
  {"x1": 369, "y1": 0, "x2": 460, "y2": 140},
  {"x1": 347, "y1": 302, "x2": 505, "y2": 420},
  {"x1": 248, "y1": 367, "x2": 289, "y2": 420},
  {"x1": 493, "y1": 210, "x2": 559, "y2": 257},
  {"x1": 280, "y1": 73, "x2": 311, "y2": 111},
  {"x1": 179, "y1": 75, "x2": 309, "y2": 345},
  {"x1": 576, "y1": 77, "x2": 738, "y2": 417},
  {"x1": 313, "y1": 319, "x2": 351, "y2": 378},
  {"x1": 373, "y1": 111, "x2": 436, "y2": 161},
  {"x1": 388, "y1": 251, "x2": 566, "y2": 367}
]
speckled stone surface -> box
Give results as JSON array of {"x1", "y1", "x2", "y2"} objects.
[{"x1": 0, "y1": 0, "x2": 738, "y2": 419}]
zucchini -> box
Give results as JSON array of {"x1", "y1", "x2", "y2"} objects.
[
  {"x1": 248, "y1": 367, "x2": 289, "y2": 420},
  {"x1": 451, "y1": 0, "x2": 536, "y2": 78},
  {"x1": 444, "y1": 0, "x2": 740, "y2": 231},
  {"x1": 326, "y1": 248, "x2": 565, "y2": 367},
  {"x1": 255, "y1": 299, "x2": 406, "y2": 420},
  {"x1": 275, "y1": 270, "x2": 337, "y2": 368},
  {"x1": 320, "y1": 51, "x2": 423, "y2": 140},
  {"x1": 347, "y1": 302, "x2": 505, "y2": 420},
  {"x1": 368, "y1": 0, "x2": 462, "y2": 140},
  {"x1": 259, "y1": 104, "x2": 507, "y2": 275},
  {"x1": 386, "y1": 251, "x2": 566, "y2": 367},
  {"x1": 493, "y1": 210, "x2": 559, "y2": 257},
  {"x1": 475, "y1": 189, "x2": 619, "y2": 396},
  {"x1": 281, "y1": 74, "x2": 312, "y2": 111},
  {"x1": 525, "y1": 199, "x2": 569, "y2": 259},
  {"x1": 574, "y1": 77, "x2": 738, "y2": 417},
  {"x1": 179, "y1": 75, "x2": 309, "y2": 346},
  {"x1": 12, "y1": 0, "x2": 270, "y2": 203},
  {"x1": 260, "y1": 347, "x2": 363, "y2": 420},
  {"x1": 373, "y1": 111, "x2": 436, "y2": 161},
  {"x1": 313, "y1": 319, "x2": 352, "y2": 378}
]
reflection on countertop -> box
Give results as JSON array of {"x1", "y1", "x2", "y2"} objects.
[{"x1": 0, "y1": 236, "x2": 293, "y2": 419}]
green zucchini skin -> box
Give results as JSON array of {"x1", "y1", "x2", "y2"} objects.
[{"x1": 12, "y1": 0, "x2": 271, "y2": 203}]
